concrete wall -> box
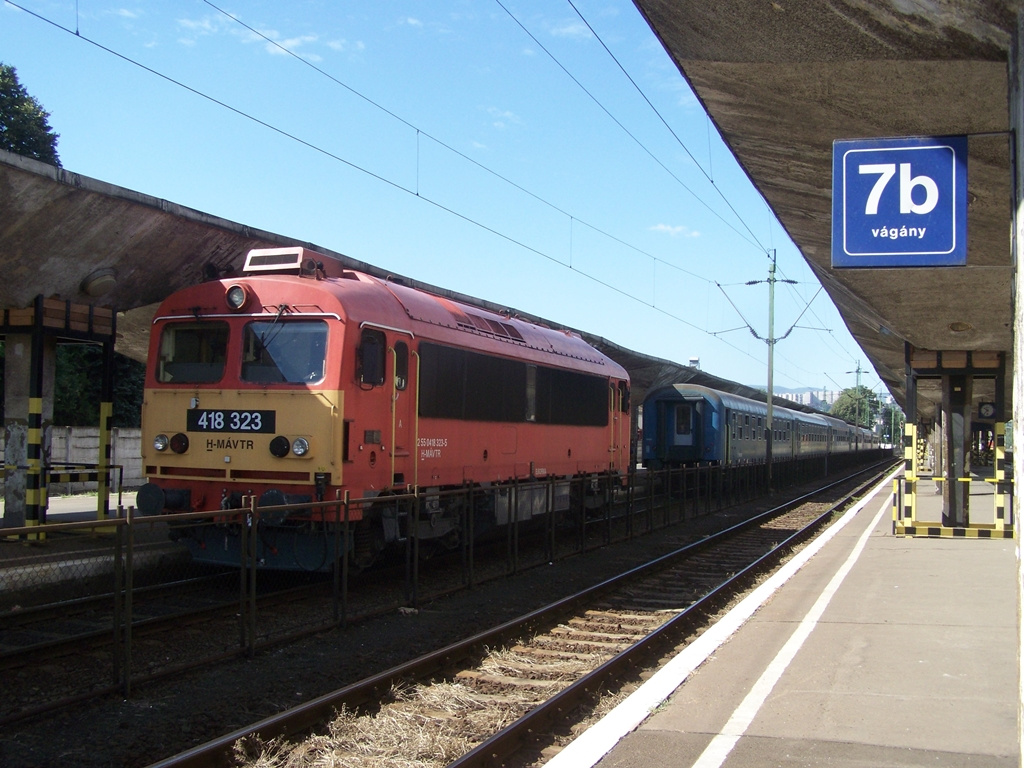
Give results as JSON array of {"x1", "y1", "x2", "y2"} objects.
[{"x1": 0, "y1": 427, "x2": 143, "y2": 495}]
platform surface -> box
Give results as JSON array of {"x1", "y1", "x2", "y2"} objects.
[{"x1": 553, "y1": 472, "x2": 1019, "y2": 768}]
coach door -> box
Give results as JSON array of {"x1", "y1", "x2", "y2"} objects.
[
  {"x1": 672, "y1": 400, "x2": 700, "y2": 445},
  {"x1": 390, "y1": 339, "x2": 414, "y2": 489},
  {"x1": 668, "y1": 398, "x2": 702, "y2": 462}
]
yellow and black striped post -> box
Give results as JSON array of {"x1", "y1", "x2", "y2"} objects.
[
  {"x1": 25, "y1": 396, "x2": 45, "y2": 540},
  {"x1": 892, "y1": 478, "x2": 902, "y2": 533},
  {"x1": 97, "y1": 402, "x2": 113, "y2": 521},
  {"x1": 993, "y1": 422, "x2": 1011, "y2": 533},
  {"x1": 97, "y1": 325, "x2": 116, "y2": 520},
  {"x1": 25, "y1": 296, "x2": 48, "y2": 539},
  {"x1": 901, "y1": 423, "x2": 917, "y2": 529}
]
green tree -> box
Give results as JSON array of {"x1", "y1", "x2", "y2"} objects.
[
  {"x1": 54, "y1": 346, "x2": 145, "y2": 427},
  {"x1": 0, "y1": 63, "x2": 60, "y2": 165},
  {"x1": 0, "y1": 343, "x2": 145, "y2": 427},
  {"x1": 878, "y1": 402, "x2": 905, "y2": 445},
  {"x1": 830, "y1": 386, "x2": 880, "y2": 428}
]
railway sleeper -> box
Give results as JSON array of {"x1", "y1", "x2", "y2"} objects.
[
  {"x1": 533, "y1": 636, "x2": 631, "y2": 652},
  {"x1": 552, "y1": 626, "x2": 644, "y2": 643},
  {"x1": 569, "y1": 620, "x2": 662, "y2": 635},
  {"x1": 456, "y1": 670, "x2": 563, "y2": 690},
  {"x1": 574, "y1": 612, "x2": 665, "y2": 628},
  {"x1": 511, "y1": 645, "x2": 606, "y2": 661}
]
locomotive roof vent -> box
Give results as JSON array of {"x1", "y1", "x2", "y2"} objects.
[{"x1": 243, "y1": 247, "x2": 329, "y2": 277}]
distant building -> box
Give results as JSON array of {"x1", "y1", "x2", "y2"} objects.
[{"x1": 776, "y1": 389, "x2": 843, "y2": 410}]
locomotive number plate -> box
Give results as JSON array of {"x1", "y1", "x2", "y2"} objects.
[{"x1": 187, "y1": 409, "x2": 276, "y2": 433}]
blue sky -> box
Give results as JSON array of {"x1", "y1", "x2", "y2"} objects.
[{"x1": 1, "y1": 0, "x2": 882, "y2": 396}]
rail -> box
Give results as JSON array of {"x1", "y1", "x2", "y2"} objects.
[{"x1": 145, "y1": 458, "x2": 898, "y2": 768}]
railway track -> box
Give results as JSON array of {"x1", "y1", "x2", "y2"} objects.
[
  {"x1": 0, "y1": 506, "x2": 644, "y2": 725},
  {"x1": 150, "y1": 460, "x2": 897, "y2": 768}
]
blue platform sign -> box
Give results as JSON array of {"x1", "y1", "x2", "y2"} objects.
[{"x1": 832, "y1": 136, "x2": 967, "y2": 268}]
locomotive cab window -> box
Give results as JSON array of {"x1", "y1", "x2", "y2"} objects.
[
  {"x1": 242, "y1": 320, "x2": 327, "y2": 384},
  {"x1": 157, "y1": 322, "x2": 229, "y2": 383},
  {"x1": 358, "y1": 328, "x2": 386, "y2": 387}
]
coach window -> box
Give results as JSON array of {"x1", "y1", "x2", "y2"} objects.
[
  {"x1": 395, "y1": 341, "x2": 409, "y2": 391},
  {"x1": 358, "y1": 328, "x2": 386, "y2": 387},
  {"x1": 675, "y1": 404, "x2": 692, "y2": 436}
]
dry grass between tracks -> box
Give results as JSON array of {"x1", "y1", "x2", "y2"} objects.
[{"x1": 231, "y1": 648, "x2": 596, "y2": 768}]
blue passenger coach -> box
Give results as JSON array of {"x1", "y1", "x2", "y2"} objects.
[{"x1": 641, "y1": 384, "x2": 873, "y2": 468}]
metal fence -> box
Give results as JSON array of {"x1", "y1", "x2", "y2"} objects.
[{"x1": 0, "y1": 451, "x2": 889, "y2": 721}]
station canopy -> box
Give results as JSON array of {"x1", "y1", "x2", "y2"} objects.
[{"x1": 1, "y1": 1, "x2": 1015, "y2": 422}]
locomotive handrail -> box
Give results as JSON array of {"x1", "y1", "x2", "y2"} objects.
[{"x1": 151, "y1": 311, "x2": 342, "y2": 323}]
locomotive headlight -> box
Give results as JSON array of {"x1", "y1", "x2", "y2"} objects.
[
  {"x1": 291, "y1": 437, "x2": 310, "y2": 456},
  {"x1": 269, "y1": 435, "x2": 290, "y2": 458},
  {"x1": 226, "y1": 284, "x2": 249, "y2": 311},
  {"x1": 170, "y1": 433, "x2": 190, "y2": 454},
  {"x1": 154, "y1": 434, "x2": 169, "y2": 452}
]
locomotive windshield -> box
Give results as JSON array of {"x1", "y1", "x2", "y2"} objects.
[
  {"x1": 242, "y1": 320, "x2": 328, "y2": 384},
  {"x1": 157, "y1": 322, "x2": 229, "y2": 383}
]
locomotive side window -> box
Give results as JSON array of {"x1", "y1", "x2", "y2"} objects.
[
  {"x1": 395, "y1": 341, "x2": 409, "y2": 391},
  {"x1": 418, "y1": 343, "x2": 606, "y2": 426},
  {"x1": 535, "y1": 367, "x2": 607, "y2": 426},
  {"x1": 157, "y1": 322, "x2": 229, "y2": 383},
  {"x1": 618, "y1": 381, "x2": 630, "y2": 413},
  {"x1": 358, "y1": 328, "x2": 386, "y2": 387},
  {"x1": 526, "y1": 365, "x2": 537, "y2": 422},
  {"x1": 419, "y1": 343, "x2": 525, "y2": 422},
  {"x1": 242, "y1": 320, "x2": 327, "y2": 384}
]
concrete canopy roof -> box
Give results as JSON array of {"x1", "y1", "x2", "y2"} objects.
[
  {"x1": 632, "y1": 0, "x2": 1015, "y2": 420},
  {"x1": 5, "y1": 2, "x2": 1012, "y2": 422},
  {"x1": 3, "y1": 148, "x2": 802, "y2": 413}
]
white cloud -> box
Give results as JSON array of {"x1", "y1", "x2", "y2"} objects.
[
  {"x1": 177, "y1": 16, "x2": 221, "y2": 35},
  {"x1": 650, "y1": 224, "x2": 700, "y2": 238},
  {"x1": 550, "y1": 21, "x2": 591, "y2": 39},
  {"x1": 401, "y1": 16, "x2": 423, "y2": 27},
  {"x1": 264, "y1": 33, "x2": 319, "y2": 57},
  {"x1": 327, "y1": 39, "x2": 366, "y2": 53},
  {"x1": 487, "y1": 106, "x2": 522, "y2": 130}
]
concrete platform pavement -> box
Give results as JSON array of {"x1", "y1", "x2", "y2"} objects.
[
  {"x1": 549, "y1": 468, "x2": 1019, "y2": 768},
  {"x1": 0, "y1": 491, "x2": 138, "y2": 524}
]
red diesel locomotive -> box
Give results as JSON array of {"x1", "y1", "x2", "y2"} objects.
[{"x1": 137, "y1": 247, "x2": 631, "y2": 570}]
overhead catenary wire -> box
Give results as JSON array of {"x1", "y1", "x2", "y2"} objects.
[
  {"x1": 547, "y1": 2, "x2": 863, "y2": 386},
  {"x1": 495, "y1": 0, "x2": 766, "y2": 254},
  {"x1": 6, "y1": 1, "x2": 844, "y2": 385},
  {"x1": 201, "y1": 0, "x2": 714, "y2": 288},
  {"x1": 561, "y1": 0, "x2": 768, "y2": 253}
]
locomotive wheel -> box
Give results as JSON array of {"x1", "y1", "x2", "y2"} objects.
[{"x1": 351, "y1": 519, "x2": 384, "y2": 570}]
